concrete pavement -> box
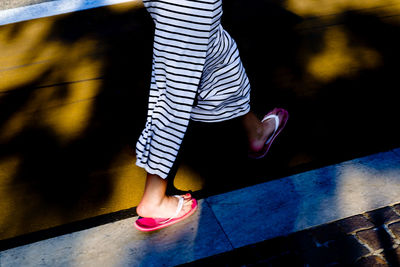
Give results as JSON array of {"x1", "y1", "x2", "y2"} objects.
[
  {"x1": 182, "y1": 204, "x2": 400, "y2": 266},
  {"x1": 1, "y1": 148, "x2": 400, "y2": 266},
  {"x1": 0, "y1": 0, "x2": 139, "y2": 25},
  {"x1": 0, "y1": 0, "x2": 54, "y2": 11}
]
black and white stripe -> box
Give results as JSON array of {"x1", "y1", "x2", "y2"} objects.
[{"x1": 136, "y1": 0, "x2": 250, "y2": 178}]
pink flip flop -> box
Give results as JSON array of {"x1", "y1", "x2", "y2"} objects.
[
  {"x1": 248, "y1": 108, "x2": 289, "y2": 159},
  {"x1": 134, "y1": 196, "x2": 198, "y2": 232}
]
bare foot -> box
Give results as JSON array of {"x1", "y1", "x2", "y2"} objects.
[
  {"x1": 136, "y1": 194, "x2": 193, "y2": 219},
  {"x1": 249, "y1": 108, "x2": 286, "y2": 152}
]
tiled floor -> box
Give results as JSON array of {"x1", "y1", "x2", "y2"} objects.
[{"x1": 181, "y1": 204, "x2": 400, "y2": 266}]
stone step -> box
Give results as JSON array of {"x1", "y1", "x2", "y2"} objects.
[{"x1": 1, "y1": 148, "x2": 399, "y2": 266}]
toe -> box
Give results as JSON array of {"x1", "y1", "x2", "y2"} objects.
[
  {"x1": 177, "y1": 199, "x2": 193, "y2": 217},
  {"x1": 183, "y1": 198, "x2": 193, "y2": 206}
]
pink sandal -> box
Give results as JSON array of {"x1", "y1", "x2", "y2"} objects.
[
  {"x1": 134, "y1": 196, "x2": 198, "y2": 232},
  {"x1": 248, "y1": 108, "x2": 289, "y2": 159}
]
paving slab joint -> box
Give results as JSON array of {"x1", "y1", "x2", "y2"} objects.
[
  {"x1": 357, "y1": 253, "x2": 390, "y2": 266},
  {"x1": 391, "y1": 148, "x2": 400, "y2": 157},
  {"x1": 203, "y1": 199, "x2": 235, "y2": 250},
  {"x1": 356, "y1": 227, "x2": 392, "y2": 252},
  {"x1": 383, "y1": 225, "x2": 400, "y2": 247},
  {"x1": 391, "y1": 205, "x2": 400, "y2": 217}
]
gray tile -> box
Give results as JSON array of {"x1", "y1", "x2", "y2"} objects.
[
  {"x1": 336, "y1": 150, "x2": 400, "y2": 210},
  {"x1": 207, "y1": 150, "x2": 400, "y2": 249},
  {"x1": 0, "y1": 0, "x2": 141, "y2": 26},
  {"x1": 0, "y1": 0, "x2": 56, "y2": 11},
  {"x1": 0, "y1": 200, "x2": 232, "y2": 267}
]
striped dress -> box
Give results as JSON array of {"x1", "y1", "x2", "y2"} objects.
[{"x1": 136, "y1": 0, "x2": 251, "y2": 179}]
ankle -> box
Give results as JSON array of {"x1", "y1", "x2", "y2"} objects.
[
  {"x1": 136, "y1": 203, "x2": 149, "y2": 218},
  {"x1": 137, "y1": 196, "x2": 166, "y2": 217},
  {"x1": 249, "y1": 119, "x2": 275, "y2": 152}
]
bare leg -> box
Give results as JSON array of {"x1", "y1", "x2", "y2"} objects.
[
  {"x1": 136, "y1": 173, "x2": 192, "y2": 219},
  {"x1": 136, "y1": 108, "x2": 284, "y2": 219},
  {"x1": 242, "y1": 108, "x2": 286, "y2": 152}
]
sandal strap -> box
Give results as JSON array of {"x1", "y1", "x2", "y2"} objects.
[
  {"x1": 262, "y1": 114, "x2": 279, "y2": 145},
  {"x1": 160, "y1": 195, "x2": 184, "y2": 224}
]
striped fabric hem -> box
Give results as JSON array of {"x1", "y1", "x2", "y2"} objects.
[{"x1": 136, "y1": 0, "x2": 251, "y2": 179}]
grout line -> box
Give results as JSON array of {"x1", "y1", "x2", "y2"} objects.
[
  {"x1": 203, "y1": 199, "x2": 235, "y2": 251},
  {"x1": 382, "y1": 224, "x2": 400, "y2": 247},
  {"x1": 0, "y1": 77, "x2": 104, "y2": 94},
  {"x1": 392, "y1": 148, "x2": 400, "y2": 157},
  {"x1": 0, "y1": 60, "x2": 52, "y2": 73}
]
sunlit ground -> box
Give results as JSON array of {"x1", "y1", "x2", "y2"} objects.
[
  {"x1": 0, "y1": 2, "x2": 203, "y2": 238},
  {"x1": 306, "y1": 26, "x2": 382, "y2": 83}
]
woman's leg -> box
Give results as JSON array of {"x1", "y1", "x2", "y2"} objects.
[
  {"x1": 135, "y1": 0, "x2": 218, "y2": 221},
  {"x1": 136, "y1": 0, "x2": 218, "y2": 178},
  {"x1": 136, "y1": 173, "x2": 193, "y2": 219}
]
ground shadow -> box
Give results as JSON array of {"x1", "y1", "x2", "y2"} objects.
[
  {"x1": 0, "y1": 4, "x2": 153, "y2": 242},
  {"x1": 179, "y1": 0, "x2": 400, "y2": 198}
]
